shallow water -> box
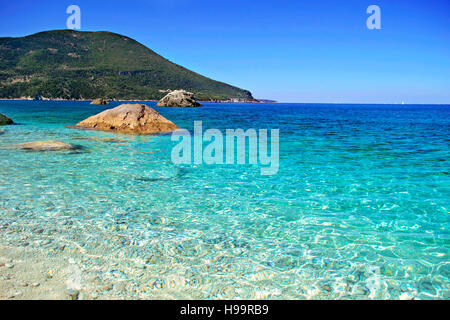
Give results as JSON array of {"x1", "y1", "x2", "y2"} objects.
[{"x1": 0, "y1": 101, "x2": 449, "y2": 299}]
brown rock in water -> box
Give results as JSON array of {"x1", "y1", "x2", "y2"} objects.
[
  {"x1": 74, "y1": 104, "x2": 178, "y2": 134},
  {"x1": 156, "y1": 90, "x2": 201, "y2": 107},
  {"x1": 15, "y1": 141, "x2": 76, "y2": 151},
  {"x1": 90, "y1": 98, "x2": 109, "y2": 105},
  {"x1": 0, "y1": 113, "x2": 13, "y2": 125}
]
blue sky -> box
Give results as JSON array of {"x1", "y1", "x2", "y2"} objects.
[{"x1": 0, "y1": 0, "x2": 449, "y2": 103}]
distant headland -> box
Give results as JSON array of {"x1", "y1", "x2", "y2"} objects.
[{"x1": 0, "y1": 30, "x2": 262, "y2": 102}]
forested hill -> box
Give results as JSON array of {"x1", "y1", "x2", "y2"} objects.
[{"x1": 0, "y1": 30, "x2": 254, "y2": 101}]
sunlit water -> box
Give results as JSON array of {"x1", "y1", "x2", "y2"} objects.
[{"x1": 0, "y1": 101, "x2": 448, "y2": 299}]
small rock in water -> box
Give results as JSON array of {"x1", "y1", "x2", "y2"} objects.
[
  {"x1": 90, "y1": 98, "x2": 109, "y2": 105},
  {"x1": 14, "y1": 140, "x2": 77, "y2": 151},
  {"x1": 156, "y1": 90, "x2": 201, "y2": 107},
  {"x1": 145, "y1": 255, "x2": 157, "y2": 264},
  {"x1": 5, "y1": 263, "x2": 14, "y2": 269},
  {"x1": 7, "y1": 291, "x2": 22, "y2": 299},
  {"x1": 0, "y1": 113, "x2": 14, "y2": 125},
  {"x1": 103, "y1": 284, "x2": 113, "y2": 291},
  {"x1": 30, "y1": 282, "x2": 40, "y2": 288},
  {"x1": 65, "y1": 289, "x2": 79, "y2": 300},
  {"x1": 45, "y1": 270, "x2": 56, "y2": 279}
]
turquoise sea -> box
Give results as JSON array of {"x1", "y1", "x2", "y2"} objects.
[{"x1": 0, "y1": 100, "x2": 449, "y2": 299}]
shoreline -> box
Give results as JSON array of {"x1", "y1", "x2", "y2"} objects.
[
  {"x1": 0, "y1": 98, "x2": 274, "y2": 103},
  {"x1": 2, "y1": 99, "x2": 449, "y2": 105}
]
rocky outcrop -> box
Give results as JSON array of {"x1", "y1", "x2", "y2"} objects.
[
  {"x1": 90, "y1": 98, "x2": 109, "y2": 105},
  {"x1": 0, "y1": 113, "x2": 13, "y2": 125},
  {"x1": 15, "y1": 141, "x2": 76, "y2": 151},
  {"x1": 74, "y1": 104, "x2": 178, "y2": 134},
  {"x1": 156, "y1": 90, "x2": 201, "y2": 107}
]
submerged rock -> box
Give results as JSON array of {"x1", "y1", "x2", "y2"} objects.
[
  {"x1": 0, "y1": 113, "x2": 13, "y2": 125},
  {"x1": 65, "y1": 289, "x2": 79, "y2": 300},
  {"x1": 74, "y1": 103, "x2": 179, "y2": 134},
  {"x1": 156, "y1": 89, "x2": 201, "y2": 107},
  {"x1": 90, "y1": 98, "x2": 109, "y2": 105},
  {"x1": 15, "y1": 140, "x2": 76, "y2": 151}
]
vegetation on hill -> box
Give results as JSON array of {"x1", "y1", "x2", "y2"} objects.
[{"x1": 0, "y1": 30, "x2": 254, "y2": 101}]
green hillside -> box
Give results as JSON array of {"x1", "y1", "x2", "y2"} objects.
[{"x1": 0, "y1": 30, "x2": 254, "y2": 101}]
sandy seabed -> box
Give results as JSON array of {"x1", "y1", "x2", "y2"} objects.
[{"x1": 0, "y1": 243, "x2": 200, "y2": 300}]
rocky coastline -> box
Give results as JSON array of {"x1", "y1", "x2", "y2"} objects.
[{"x1": 0, "y1": 97, "x2": 273, "y2": 103}]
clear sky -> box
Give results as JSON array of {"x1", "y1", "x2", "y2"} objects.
[{"x1": 0, "y1": 0, "x2": 449, "y2": 103}]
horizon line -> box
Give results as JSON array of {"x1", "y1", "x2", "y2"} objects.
[{"x1": 1, "y1": 98, "x2": 449, "y2": 106}]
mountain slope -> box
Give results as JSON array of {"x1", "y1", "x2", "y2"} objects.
[{"x1": 0, "y1": 30, "x2": 254, "y2": 101}]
